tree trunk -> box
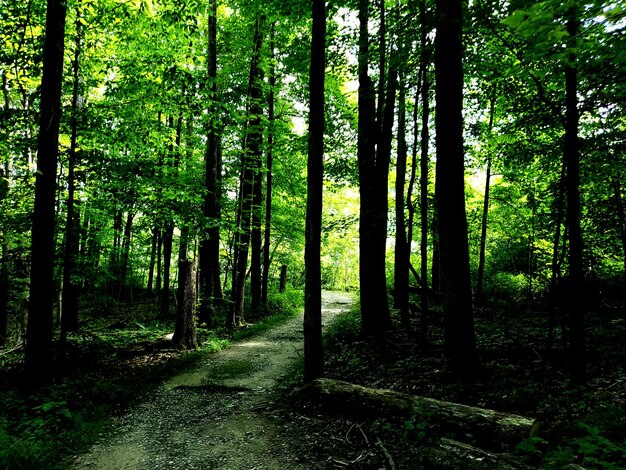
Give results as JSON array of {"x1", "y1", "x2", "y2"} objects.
[
  {"x1": 309, "y1": 378, "x2": 539, "y2": 451},
  {"x1": 160, "y1": 221, "x2": 174, "y2": 316},
  {"x1": 394, "y1": 74, "x2": 410, "y2": 329},
  {"x1": 419, "y1": 0, "x2": 430, "y2": 341},
  {"x1": 250, "y1": 150, "x2": 263, "y2": 315},
  {"x1": 279, "y1": 264, "x2": 287, "y2": 293},
  {"x1": 304, "y1": 0, "x2": 326, "y2": 382},
  {"x1": 357, "y1": 0, "x2": 390, "y2": 337},
  {"x1": 118, "y1": 210, "x2": 134, "y2": 301},
  {"x1": 25, "y1": 0, "x2": 67, "y2": 387},
  {"x1": 61, "y1": 7, "x2": 83, "y2": 336},
  {"x1": 262, "y1": 29, "x2": 276, "y2": 308},
  {"x1": 147, "y1": 227, "x2": 158, "y2": 296},
  {"x1": 612, "y1": 180, "x2": 626, "y2": 319},
  {"x1": 564, "y1": 12, "x2": 585, "y2": 385},
  {"x1": 173, "y1": 260, "x2": 197, "y2": 350},
  {"x1": 476, "y1": 98, "x2": 495, "y2": 301},
  {"x1": 230, "y1": 14, "x2": 265, "y2": 329},
  {"x1": 434, "y1": 0, "x2": 478, "y2": 376},
  {"x1": 198, "y1": 0, "x2": 222, "y2": 327},
  {"x1": 156, "y1": 230, "x2": 162, "y2": 296}
]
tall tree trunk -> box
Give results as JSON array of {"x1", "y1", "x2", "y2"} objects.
[
  {"x1": 156, "y1": 230, "x2": 162, "y2": 296},
  {"x1": 262, "y1": 28, "x2": 276, "y2": 308},
  {"x1": 475, "y1": 98, "x2": 495, "y2": 301},
  {"x1": 25, "y1": 0, "x2": 67, "y2": 386},
  {"x1": 564, "y1": 12, "x2": 585, "y2": 385},
  {"x1": 357, "y1": 0, "x2": 390, "y2": 337},
  {"x1": 394, "y1": 74, "x2": 409, "y2": 329},
  {"x1": 0, "y1": 77, "x2": 10, "y2": 346},
  {"x1": 434, "y1": 0, "x2": 477, "y2": 376},
  {"x1": 250, "y1": 151, "x2": 263, "y2": 314},
  {"x1": 160, "y1": 221, "x2": 174, "y2": 316},
  {"x1": 61, "y1": 6, "x2": 83, "y2": 337},
  {"x1": 419, "y1": 0, "x2": 430, "y2": 341},
  {"x1": 230, "y1": 14, "x2": 265, "y2": 329},
  {"x1": 546, "y1": 163, "x2": 566, "y2": 356},
  {"x1": 198, "y1": 0, "x2": 222, "y2": 326},
  {"x1": 147, "y1": 227, "x2": 158, "y2": 296},
  {"x1": 304, "y1": 0, "x2": 326, "y2": 382},
  {"x1": 612, "y1": 180, "x2": 626, "y2": 319}
]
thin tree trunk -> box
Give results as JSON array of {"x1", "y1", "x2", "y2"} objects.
[
  {"x1": 0, "y1": 76, "x2": 11, "y2": 346},
  {"x1": 198, "y1": 0, "x2": 222, "y2": 326},
  {"x1": 612, "y1": 180, "x2": 626, "y2": 319},
  {"x1": 419, "y1": 0, "x2": 430, "y2": 341},
  {"x1": 160, "y1": 221, "x2": 174, "y2": 316},
  {"x1": 25, "y1": 0, "x2": 67, "y2": 386},
  {"x1": 476, "y1": 98, "x2": 495, "y2": 301},
  {"x1": 262, "y1": 28, "x2": 276, "y2": 308},
  {"x1": 564, "y1": 12, "x2": 585, "y2": 385},
  {"x1": 61, "y1": 5, "x2": 83, "y2": 337},
  {"x1": 250, "y1": 150, "x2": 263, "y2": 314},
  {"x1": 230, "y1": 14, "x2": 265, "y2": 329},
  {"x1": 156, "y1": 230, "x2": 162, "y2": 296},
  {"x1": 394, "y1": 74, "x2": 410, "y2": 329},
  {"x1": 546, "y1": 163, "x2": 566, "y2": 356},
  {"x1": 434, "y1": 0, "x2": 477, "y2": 376},
  {"x1": 147, "y1": 227, "x2": 157, "y2": 295},
  {"x1": 118, "y1": 210, "x2": 134, "y2": 301},
  {"x1": 304, "y1": 0, "x2": 326, "y2": 382}
]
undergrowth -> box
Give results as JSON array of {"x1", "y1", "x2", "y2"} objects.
[{"x1": 0, "y1": 287, "x2": 304, "y2": 469}]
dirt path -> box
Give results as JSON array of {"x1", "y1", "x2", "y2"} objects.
[{"x1": 73, "y1": 291, "x2": 355, "y2": 470}]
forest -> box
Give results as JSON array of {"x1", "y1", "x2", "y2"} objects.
[{"x1": 1, "y1": 0, "x2": 625, "y2": 468}]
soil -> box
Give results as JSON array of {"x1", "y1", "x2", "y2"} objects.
[{"x1": 72, "y1": 291, "x2": 356, "y2": 470}]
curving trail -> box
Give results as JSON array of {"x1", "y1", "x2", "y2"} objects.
[{"x1": 73, "y1": 291, "x2": 355, "y2": 470}]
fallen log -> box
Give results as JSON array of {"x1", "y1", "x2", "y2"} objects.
[{"x1": 309, "y1": 378, "x2": 539, "y2": 451}]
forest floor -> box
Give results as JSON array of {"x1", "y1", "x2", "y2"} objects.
[{"x1": 72, "y1": 291, "x2": 356, "y2": 470}]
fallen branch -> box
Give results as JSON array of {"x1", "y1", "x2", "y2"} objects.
[
  {"x1": 376, "y1": 437, "x2": 396, "y2": 470},
  {"x1": 0, "y1": 341, "x2": 24, "y2": 357},
  {"x1": 418, "y1": 437, "x2": 526, "y2": 469}
]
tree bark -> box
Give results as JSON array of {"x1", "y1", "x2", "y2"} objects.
[
  {"x1": 434, "y1": 0, "x2": 478, "y2": 376},
  {"x1": 309, "y1": 378, "x2": 539, "y2": 450},
  {"x1": 476, "y1": 98, "x2": 495, "y2": 301},
  {"x1": 173, "y1": 260, "x2": 197, "y2": 350},
  {"x1": 25, "y1": 0, "x2": 67, "y2": 387},
  {"x1": 564, "y1": 12, "x2": 585, "y2": 385},
  {"x1": 198, "y1": 0, "x2": 222, "y2": 327},
  {"x1": 304, "y1": 0, "x2": 326, "y2": 382}
]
